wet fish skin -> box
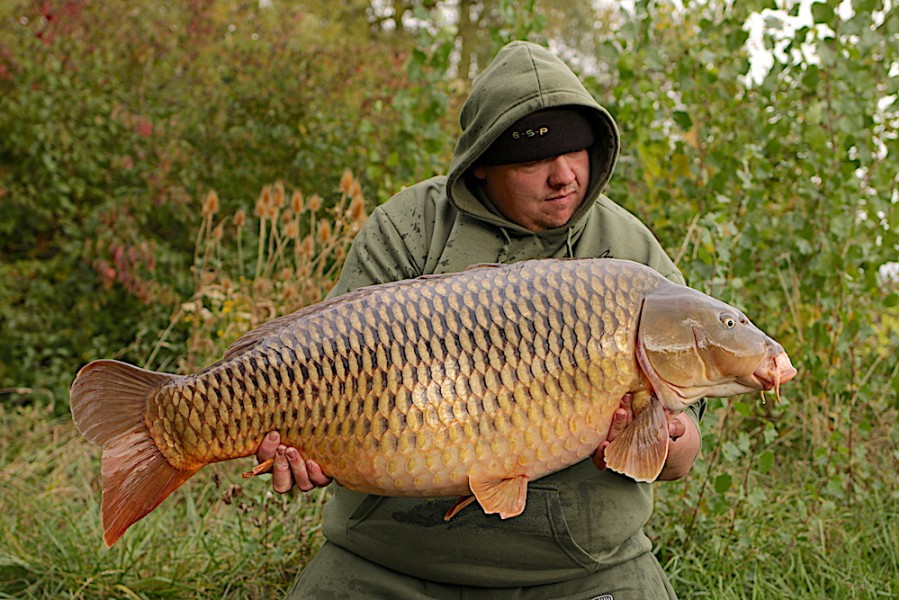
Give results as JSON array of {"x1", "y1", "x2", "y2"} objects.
[
  {"x1": 146, "y1": 258, "x2": 652, "y2": 495},
  {"x1": 70, "y1": 258, "x2": 796, "y2": 546}
]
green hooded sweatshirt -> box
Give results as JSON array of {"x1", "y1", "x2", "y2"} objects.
[{"x1": 317, "y1": 41, "x2": 698, "y2": 588}]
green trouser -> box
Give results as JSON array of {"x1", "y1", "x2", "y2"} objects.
[{"x1": 286, "y1": 542, "x2": 677, "y2": 600}]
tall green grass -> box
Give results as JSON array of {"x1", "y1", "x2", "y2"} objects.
[
  {"x1": 0, "y1": 403, "x2": 325, "y2": 598},
  {"x1": 653, "y1": 400, "x2": 898, "y2": 599}
]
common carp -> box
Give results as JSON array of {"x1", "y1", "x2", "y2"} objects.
[{"x1": 70, "y1": 258, "x2": 796, "y2": 546}]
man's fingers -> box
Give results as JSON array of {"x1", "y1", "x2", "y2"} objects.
[
  {"x1": 305, "y1": 459, "x2": 333, "y2": 487},
  {"x1": 668, "y1": 416, "x2": 687, "y2": 440},
  {"x1": 606, "y1": 407, "x2": 629, "y2": 442},
  {"x1": 272, "y1": 446, "x2": 294, "y2": 493},
  {"x1": 594, "y1": 440, "x2": 611, "y2": 470},
  {"x1": 286, "y1": 448, "x2": 314, "y2": 492},
  {"x1": 257, "y1": 433, "x2": 330, "y2": 493},
  {"x1": 257, "y1": 431, "x2": 280, "y2": 462}
]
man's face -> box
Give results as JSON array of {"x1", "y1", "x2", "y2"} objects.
[{"x1": 473, "y1": 149, "x2": 590, "y2": 233}]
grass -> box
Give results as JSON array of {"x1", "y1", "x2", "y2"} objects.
[
  {"x1": 0, "y1": 403, "x2": 327, "y2": 598},
  {"x1": 661, "y1": 483, "x2": 898, "y2": 598},
  {"x1": 651, "y1": 396, "x2": 899, "y2": 599}
]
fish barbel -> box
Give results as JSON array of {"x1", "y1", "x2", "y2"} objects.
[{"x1": 70, "y1": 258, "x2": 797, "y2": 546}]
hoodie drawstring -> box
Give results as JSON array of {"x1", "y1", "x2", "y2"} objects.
[
  {"x1": 565, "y1": 227, "x2": 575, "y2": 258},
  {"x1": 497, "y1": 228, "x2": 512, "y2": 263}
]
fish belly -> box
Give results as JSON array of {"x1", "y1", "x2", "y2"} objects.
[{"x1": 145, "y1": 259, "x2": 658, "y2": 496}]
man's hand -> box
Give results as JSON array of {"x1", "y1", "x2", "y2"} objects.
[
  {"x1": 255, "y1": 432, "x2": 332, "y2": 494},
  {"x1": 592, "y1": 394, "x2": 700, "y2": 479},
  {"x1": 657, "y1": 411, "x2": 700, "y2": 480},
  {"x1": 593, "y1": 394, "x2": 634, "y2": 471}
]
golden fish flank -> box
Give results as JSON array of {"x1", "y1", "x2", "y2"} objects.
[{"x1": 70, "y1": 258, "x2": 797, "y2": 546}]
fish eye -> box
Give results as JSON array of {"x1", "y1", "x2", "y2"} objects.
[{"x1": 721, "y1": 314, "x2": 737, "y2": 329}]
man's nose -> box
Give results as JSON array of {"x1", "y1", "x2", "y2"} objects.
[{"x1": 547, "y1": 155, "x2": 577, "y2": 186}]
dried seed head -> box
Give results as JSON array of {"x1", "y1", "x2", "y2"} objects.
[
  {"x1": 273, "y1": 181, "x2": 285, "y2": 208},
  {"x1": 202, "y1": 190, "x2": 220, "y2": 218},
  {"x1": 301, "y1": 235, "x2": 314, "y2": 257},
  {"x1": 285, "y1": 219, "x2": 298, "y2": 238},
  {"x1": 349, "y1": 195, "x2": 366, "y2": 223},
  {"x1": 234, "y1": 209, "x2": 246, "y2": 229},
  {"x1": 349, "y1": 180, "x2": 362, "y2": 201},
  {"x1": 253, "y1": 279, "x2": 273, "y2": 296},
  {"x1": 255, "y1": 186, "x2": 272, "y2": 218},
  {"x1": 291, "y1": 190, "x2": 304, "y2": 214},
  {"x1": 318, "y1": 221, "x2": 333, "y2": 244},
  {"x1": 213, "y1": 223, "x2": 224, "y2": 240},
  {"x1": 339, "y1": 169, "x2": 354, "y2": 195},
  {"x1": 308, "y1": 193, "x2": 322, "y2": 212}
]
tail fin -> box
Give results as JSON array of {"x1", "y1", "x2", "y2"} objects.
[{"x1": 70, "y1": 360, "x2": 200, "y2": 546}]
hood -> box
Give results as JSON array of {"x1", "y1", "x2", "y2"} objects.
[{"x1": 446, "y1": 41, "x2": 620, "y2": 237}]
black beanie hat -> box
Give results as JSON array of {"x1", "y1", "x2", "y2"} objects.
[{"x1": 478, "y1": 108, "x2": 595, "y2": 166}]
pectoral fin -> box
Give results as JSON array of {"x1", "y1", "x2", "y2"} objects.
[
  {"x1": 469, "y1": 474, "x2": 529, "y2": 519},
  {"x1": 604, "y1": 393, "x2": 669, "y2": 482}
]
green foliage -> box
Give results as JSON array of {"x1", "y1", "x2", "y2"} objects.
[
  {"x1": 586, "y1": 1, "x2": 898, "y2": 596},
  {"x1": 355, "y1": 25, "x2": 458, "y2": 200},
  {"x1": 0, "y1": 0, "x2": 458, "y2": 410},
  {"x1": 491, "y1": 0, "x2": 547, "y2": 47}
]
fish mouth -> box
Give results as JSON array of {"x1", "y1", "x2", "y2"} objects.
[{"x1": 741, "y1": 351, "x2": 798, "y2": 401}]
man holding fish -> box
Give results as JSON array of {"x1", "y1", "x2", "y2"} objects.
[{"x1": 259, "y1": 41, "x2": 716, "y2": 599}]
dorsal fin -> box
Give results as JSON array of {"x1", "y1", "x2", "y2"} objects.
[{"x1": 222, "y1": 294, "x2": 354, "y2": 360}]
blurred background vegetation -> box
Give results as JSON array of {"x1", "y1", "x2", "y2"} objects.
[{"x1": 0, "y1": 0, "x2": 896, "y2": 597}]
